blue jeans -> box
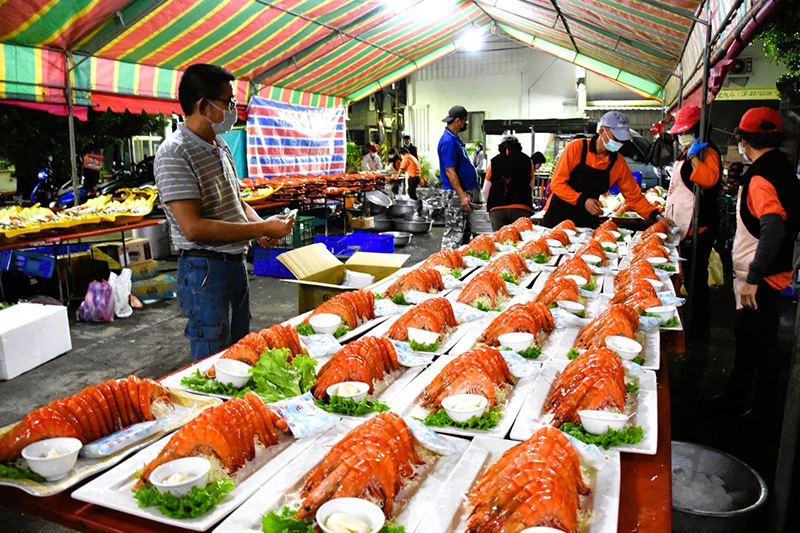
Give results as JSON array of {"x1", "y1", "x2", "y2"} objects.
[{"x1": 177, "y1": 256, "x2": 250, "y2": 362}]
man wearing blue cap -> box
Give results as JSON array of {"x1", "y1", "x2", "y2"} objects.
[{"x1": 543, "y1": 111, "x2": 675, "y2": 229}]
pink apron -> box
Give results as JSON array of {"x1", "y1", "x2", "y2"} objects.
[{"x1": 664, "y1": 159, "x2": 694, "y2": 240}]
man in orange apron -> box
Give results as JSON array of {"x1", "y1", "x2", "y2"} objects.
[
  {"x1": 721, "y1": 107, "x2": 800, "y2": 421},
  {"x1": 543, "y1": 111, "x2": 675, "y2": 229},
  {"x1": 664, "y1": 105, "x2": 722, "y2": 342}
]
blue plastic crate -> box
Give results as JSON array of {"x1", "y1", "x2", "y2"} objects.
[
  {"x1": 314, "y1": 236, "x2": 347, "y2": 255},
  {"x1": 252, "y1": 247, "x2": 293, "y2": 278},
  {"x1": 340, "y1": 232, "x2": 394, "y2": 255},
  {"x1": 0, "y1": 244, "x2": 92, "y2": 279}
]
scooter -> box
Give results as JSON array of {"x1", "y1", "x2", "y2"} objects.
[{"x1": 30, "y1": 157, "x2": 59, "y2": 206}]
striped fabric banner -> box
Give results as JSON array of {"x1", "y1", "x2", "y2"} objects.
[{"x1": 246, "y1": 96, "x2": 346, "y2": 179}]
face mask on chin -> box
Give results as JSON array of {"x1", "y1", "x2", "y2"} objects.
[
  {"x1": 206, "y1": 101, "x2": 237, "y2": 134},
  {"x1": 602, "y1": 129, "x2": 623, "y2": 152},
  {"x1": 677, "y1": 133, "x2": 696, "y2": 147}
]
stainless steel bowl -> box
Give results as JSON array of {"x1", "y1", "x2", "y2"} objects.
[
  {"x1": 672, "y1": 441, "x2": 768, "y2": 533},
  {"x1": 372, "y1": 218, "x2": 393, "y2": 232},
  {"x1": 394, "y1": 218, "x2": 432, "y2": 234},
  {"x1": 380, "y1": 231, "x2": 411, "y2": 247},
  {"x1": 387, "y1": 203, "x2": 416, "y2": 218}
]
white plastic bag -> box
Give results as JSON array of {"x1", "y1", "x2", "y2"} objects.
[{"x1": 108, "y1": 269, "x2": 133, "y2": 318}]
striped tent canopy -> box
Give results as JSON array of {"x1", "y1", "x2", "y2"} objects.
[{"x1": 0, "y1": 0, "x2": 781, "y2": 112}]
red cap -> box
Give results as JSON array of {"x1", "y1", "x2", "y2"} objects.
[
  {"x1": 738, "y1": 107, "x2": 783, "y2": 133},
  {"x1": 668, "y1": 105, "x2": 700, "y2": 134},
  {"x1": 369, "y1": 144, "x2": 378, "y2": 153}
]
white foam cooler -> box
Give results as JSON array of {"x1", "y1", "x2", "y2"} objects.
[{"x1": 0, "y1": 303, "x2": 71, "y2": 380}]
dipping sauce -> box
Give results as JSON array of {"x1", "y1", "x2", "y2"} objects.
[
  {"x1": 161, "y1": 472, "x2": 195, "y2": 486},
  {"x1": 452, "y1": 397, "x2": 484, "y2": 411},
  {"x1": 325, "y1": 512, "x2": 371, "y2": 533},
  {"x1": 337, "y1": 384, "x2": 360, "y2": 397}
]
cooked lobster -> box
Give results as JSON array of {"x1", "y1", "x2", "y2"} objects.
[
  {"x1": 574, "y1": 304, "x2": 639, "y2": 350},
  {"x1": 484, "y1": 252, "x2": 529, "y2": 283},
  {"x1": 385, "y1": 297, "x2": 458, "y2": 342},
  {"x1": 545, "y1": 228, "x2": 570, "y2": 247},
  {"x1": 551, "y1": 256, "x2": 593, "y2": 282},
  {"x1": 419, "y1": 248, "x2": 465, "y2": 274},
  {"x1": 205, "y1": 324, "x2": 305, "y2": 378},
  {"x1": 493, "y1": 224, "x2": 522, "y2": 245},
  {"x1": 477, "y1": 301, "x2": 554, "y2": 346},
  {"x1": 519, "y1": 237, "x2": 551, "y2": 260},
  {"x1": 421, "y1": 345, "x2": 513, "y2": 408},
  {"x1": 457, "y1": 270, "x2": 510, "y2": 310},
  {"x1": 0, "y1": 376, "x2": 171, "y2": 462},
  {"x1": 463, "y1": 234, "x2": 497, "y2": 258},
  {"x1": 381, "y1": 267, "x2": 444, "y2": 299},
  {"x1": 535, "y1": 276, "x2": 579, "y2": 307},
  {"x1": 306, "y1": 289, "x2": 375, "y2": 329},
  {"x1": 610, "y1": 279, "x2": 662, "y2": 313},
  {"x1": 511, "y1": 216, "x2": 534, "y2": 233},
  {"x1": 574, "y1": 239, "x2": 607, "y2": 265}
]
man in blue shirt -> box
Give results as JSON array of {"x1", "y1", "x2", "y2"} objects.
[{"x1": 438, "y1": 105, "x2": 480, "y2": 249}]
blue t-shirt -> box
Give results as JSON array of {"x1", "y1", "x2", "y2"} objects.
[{"x1": 437, "y1": 128, "x2": 479, "y2": 191}]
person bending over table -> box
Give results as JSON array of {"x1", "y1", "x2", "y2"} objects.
[
  {"x1": 155, "y1": 64, "x2": 294, "y2": 362},
  {"x1": 542, "y1": 111, "x2": 675, "y2": 230},
  {"x1": 481, "y1": 135, "x2": 535, "y2": 231},
  {"x1": 397, "y1": 147, "x2": 421, "y2": 200}
]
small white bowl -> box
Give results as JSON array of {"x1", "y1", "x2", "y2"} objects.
[
  {"x1": 563, "y1": 228, "x2": 577, "y2": 237},
  {"x1": 22, "y1": 438, "x2": 82, "y2": 481},
  {"x1": 579, "y1": 410, "x2": 629, "y2": 435},
  {"x1": 645, "y1": 278, "x2": 664, "y2": 291},
  {"x1": 545, "y1": 238, "x2": 564, "y2": 248},
  {"x1": 605, "y1": 335, "x2": 642, "y2": 361},
  {"x1": 441, "y1": 394, "x2": 489, "y2": 423},
  {"x1": 581, "y1": 254, "x2": 602, "y2": 266},
  {"x1": 498, "y1": 331, "x2": 534, "y2": 352},
  {"x1": 600, "y1": 241, "x2": 617, "y2": 250},
  {"x1": 646, "y1": 256, "x2": 668, "y2": 266},
  {"x1": 309, "y1": 313, "x2": 342, "y2": 334},
  {"x1": 652, "y1": 231, "x2": 668, "y2": 241},
  {"x1": 609, "y1": 230, "x2": 621, "y2": 239},
  {"x1": 214, "y1": 358, "x2": 252, "y2": 388},
  {"x1": 317, "y1": 497, "x2": 385, "y2": 533},
  {"x1": 326, "y1": 381, "x2": 370, "y2": 403},
  {"x1": 521, "y1": 528, "x2": 567, "y2": 533},
  {"x1": 563, "y1": 274, "x2": 588, "y2": 288},
  {"x1": 151, "y1": 457, "x2": 211, "y2": 498},
  {"x1": 557, "y1": 300, "x2": 585, "y2": 315},
  {"x1": 646, "y1": 305, "x2": 676, "y2": 324},
  {"x1": 407, "y1": 327, "x2": 440, "y2": 346}
]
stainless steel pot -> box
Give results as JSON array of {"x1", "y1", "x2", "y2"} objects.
[
  {"x1": 381, "y1": 231, "x2": 411, "y2": 247},
  {"x1": 387, "y1": 203, "x2": 416, "y2": 218},
  {"x1": 394, "y1": 218, "x2": 433, "y2": 234},
  {"x1": 372, "y1": 218, "x2": 394, "y2": 232}
]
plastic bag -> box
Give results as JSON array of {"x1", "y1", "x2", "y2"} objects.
[
  {"x1": 708, "y1": 249, "x2": 724, "y2": 287},
  {"x1": 108, "y1": 269, "x2": 133, "y2": 318},
  {"x1": 77, "y1": 280, "x2": 114, "y2": 322}
]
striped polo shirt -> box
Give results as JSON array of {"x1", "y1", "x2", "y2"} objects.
[{"x1": 155, "y1": 124, "x2": 248, "y2": 254}]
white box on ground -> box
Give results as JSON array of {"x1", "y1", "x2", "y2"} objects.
[{"x1": 0, "y1": 303, "x2": 71, "y2": 380}]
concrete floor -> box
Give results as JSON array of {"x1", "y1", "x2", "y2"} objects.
[{"x1": 2, "y1": 224, "x2": 799, "y2": 531}]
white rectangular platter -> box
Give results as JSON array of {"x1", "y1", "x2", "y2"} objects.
[
  {"x1": 283, "y1": 310, "x2": 393, "y2": 344},
  {"x1": 366, "y1": 313, "x2": 474, "y2": 356},
  {"x1": 388, "y1": 355, "x2": 540, "y2": 439},
  {"x1": 72, "y1": 431, "x2": 316, "y2": 531},
  {"x1": 212, "y1": 419, "x2": 470, "y2": 533},
  {"x1": 418, "y1": 434, "x2": 621, "y2": 533},
  {"x1": 510, "y1": 360, "x2": 658, "y2": 454}
]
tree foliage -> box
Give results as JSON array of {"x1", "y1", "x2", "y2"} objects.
[
  {"x1": 760, "y1": 0, "x2": 800, "y2": 92},
  {"x1": 0, "y1": 106, "x2": 169, "y2": 196}
]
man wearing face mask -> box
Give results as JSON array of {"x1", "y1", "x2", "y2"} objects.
[
  {"x1": 155, "y1": 64, "x2": 295, "y2": 362},
  {"x1": 718, "y1": 107, "x2": 800, "y2": 420},
  {"x1": 542, "y1": 111, "x2": 675, "y2": 229},
  {"x1": 438, "y1": 105, "x2": 481, "y2": 249},
  {"x1": 664, "y1": 105, "x2": 721, "y2": 342}
]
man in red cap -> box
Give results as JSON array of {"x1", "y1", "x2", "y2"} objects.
[
  {"x1": 362, "y1": 144, "x2": 383, "y2": 171},
  {"x1": 664, "y1": 104, "x2": 722, "y2": 342},
  {"x1": 719, "y1": 107, "x2": 800, "y2": 422}
]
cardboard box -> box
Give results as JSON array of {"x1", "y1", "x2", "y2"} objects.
[
  {"x1": 92, "y1": 238, "x2": 152, "y2": 267},
  {"x1": 131, "y1": 273, "x2": 176, "y2": 301},
  {"x1": 277, "y1": 243, "x2": 409, "y2": 313},
  {"x1": 0, "y1": 303, "x2": 71, "y2": 380},
  {"x1": 129, "y1": 259, "x2": 160, "y2": 281},
  {"x1": 348, "y1": 216, "x2": 374, "y2": 230}
]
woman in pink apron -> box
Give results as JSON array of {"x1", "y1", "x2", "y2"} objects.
[{"x1": 664, "y1": 105, "x2": 722, "y2": 342}]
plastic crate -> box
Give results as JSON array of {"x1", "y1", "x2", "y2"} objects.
[
  {"x1": 0, "y1": 244, "x2": 92, "y2": 279},
  {"x1": 340, "y1": 232, "x2": 394, "y2": 256},
  {"x1": 252, "y1": 247, "x2": 293, "y2": 278},
  {"x1": 277, "y1": 215, "x2": 316, "y2": 248},
  {"x1": 314, "y1": 235, "x2": 347, "y2": 255}
]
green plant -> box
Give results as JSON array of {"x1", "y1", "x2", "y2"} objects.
[
  {"x1": 761, "y1": 1, "x2": 800, "y2": 93},
  {"x1": 346, "y1": 141, "x2": 362, "y2": 173},
  {"x1": 419, "y1": 155, "x2": 432, "y2": 181}
]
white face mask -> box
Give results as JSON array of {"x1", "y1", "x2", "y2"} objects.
[
  {"x1": 738, "y1": 142, "x2": 752, "y2": 164},
  {"x1": 206, "y1": 101, "x2": 237, "y2": 134},
  {"x1": 677, "y1": 133, "x2": 696, "y2": 147}
]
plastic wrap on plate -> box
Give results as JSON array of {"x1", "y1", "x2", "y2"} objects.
[
  {"x1": 298, "y1": 333, "x2": 341, "y2": 358},
  {"x1": 389, "y1": 339, "x2": 435, "y2": 367},
  {"x1": 269, "y1": 392, "x2": 339, "y2": 438}
]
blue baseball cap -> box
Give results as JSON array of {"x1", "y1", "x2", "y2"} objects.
[{"x1": 599, "y1": 111, "x2": 632, "y2": 141}]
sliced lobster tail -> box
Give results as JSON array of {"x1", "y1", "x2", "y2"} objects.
[
  {"x1": 493, "y1": 224, "x2": 522, "y2": 245},
  {"x1": 552, "y1": 220, "x2": 577, "y2": 233},
  {"x1": 463, "y1": 234, "x2": 497, "y2": 257},
  {"x1": 477, "y1": 302, "x2": 554, "y2": 346},
  {"x1": 484, "y1": 252, "x2": 529, "y2": 282},
  {"x1": 385, "y1": 297, "x2": 457, "y2": 342},
  {"x1": 457, "y1": 270, "x2": 509, "y2": 310},
  {"x1": 574, "y1": 304, "x2": 639, "y2": 351},
  {"x1": 313, "y1": 337, "x2": 398, "y2": 398},
  {"x1": 519, "y1": 238, "x2": 551, "y2": 260},
  {"x1": 574, "y1": 239, "x2": 606, "y2": 265},
  {"x1": 381, "y1": 267, "x2": 444, "y2": 299},
  {"x1": 306, "y1": 289, "x2": 375, "y2": 329},
  {"x1": 510, "y1": 217, "x2": 534, "y2": 233},
  {"x1": 421, "y1": 346, "x2": 512, "y2": 407},
  {"x1": 419, "y1": 248, "x2": 465, "y2": 273},
  {"x1": 544, "y1": 228, "x2": 570, "y2": 246},
  {"x1": 551, "y1": 256, "x2": 592, "y2": 283},
  {"x1": 535, "y1": 276, "x2": 579, "y2": 307}
]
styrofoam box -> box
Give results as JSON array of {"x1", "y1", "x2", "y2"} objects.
[{"x1": 0, "y1": 303, "x2": 71, "y2": 380}]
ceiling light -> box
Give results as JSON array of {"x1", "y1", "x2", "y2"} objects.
[{"x1": 457, "y1": 27, "x2": 486, "y2": 52}]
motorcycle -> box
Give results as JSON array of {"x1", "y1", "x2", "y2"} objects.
[{"x1": 30, "y1": 157, "x2": 59, "y2": 206}]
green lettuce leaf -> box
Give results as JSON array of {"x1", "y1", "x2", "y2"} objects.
[
  {"x1": 419, "y1": 408, "x2": 502, "y2": 431},
  {"x1": 0, "y1": 463, "x2": 46, "y2": 482},
  {"x1": 451, "y1": 268, "x2": 462, "y2": 278},
  {"x1": 262, "y1": 506, "x2": 315, "y2": 533},
  {"x1": 249, "y1": 349, "x2": 317, "y2": 403},
  {"x1": 475, "y1": 301, "x2": 502, "y2": 312},
  {"x1": 534, "y1": 252, "x2": 548, "y2": 264},
  {"x1": 626, "y1": 381, "x2": 639, "y2": 393},
  {"x1": 294, "y1": 322, "x2": 314, "y2": 336},
  {"x1": 567, "y1": 347, "x2": 580, "y2": 360},
  {"x1": 315, "y1": 395, "x2": 390, "y2": 416},
  {"x1": 409, "y1": 338, "x2": 439, "y2": 352},
  {"x1": 391, "y1": 293, "x2": 409, "y2": 305},
  {"x1": 133, "y1": 479, "x2": 235, "y2": 519},
  {"x1": 333, "y1": 324, "x2": 351, "y2": 338},
  {"x1": 584, "y1": 277, "x2": 597, "y2": 291},
  {"x1": 464, "y1": 250, "x2": 490, "y2": 260},
  {"x1": 559, "y1": 422, "x2": 644, "y2": 450},
  {"x1": 631, "y1": 356, "x2": 646, "y2": 366},
  {"x1": 180, "y1": 370, "x2": 252, "y2": 396},
  {"x1": 501, "y1": 272, "x2": 518, "y2": 285},
  {"x1": 517, "y1": 345, "x2": 542, "y2": 360}
]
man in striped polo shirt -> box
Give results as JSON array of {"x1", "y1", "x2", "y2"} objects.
[{"x1": 155, "y1": 64, "x2": 294, "y2": 362}]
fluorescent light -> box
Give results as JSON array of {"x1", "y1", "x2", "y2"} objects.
[{"x1": 457, "y1": 27, "x2": 485, "y2": 52}]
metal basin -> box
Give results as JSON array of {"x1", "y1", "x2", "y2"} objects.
[
  {"x1": 387, "y1": 203, "x2": 416, "y2": 218},
  {"x1": 372, "y1": 218, "x2": 393, "y2": 232},
  {"x1": 672, "y1": 441, "x2": 767, "y2": 533},
  {"x1": 394, "y1": 218, "x2": 432, "y2": 234},
  {"x1": 380, "y1": 231, "x2": 411, "y2": 247}
]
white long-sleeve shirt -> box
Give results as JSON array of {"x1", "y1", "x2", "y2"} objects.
[{"x1": 362, "y1": 153, "x2": 383, "y2": 171}]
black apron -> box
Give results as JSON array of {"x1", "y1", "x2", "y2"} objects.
[{"x1": 543, "y1": 139, "x2": 616, "y2": 229}]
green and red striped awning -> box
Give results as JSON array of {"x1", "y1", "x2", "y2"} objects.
[{"x1": 0, "y1": 0, "x2": 781, "y2": 112}]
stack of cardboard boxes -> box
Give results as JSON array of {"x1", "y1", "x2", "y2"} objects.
[{"x1": 90, "y1": 238, "x2": 177, "y2": 301}]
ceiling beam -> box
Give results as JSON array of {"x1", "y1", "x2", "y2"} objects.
[{"x1": 548, "y1": 0, "x2": 579, "y2": 53}]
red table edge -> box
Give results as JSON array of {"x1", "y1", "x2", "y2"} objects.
[
  {"x1": 0, "y1": 314, "x2": 678, "y2": 533},
  {"x1": 0, "y1": 219, "x2": 164, "y2": 252}
]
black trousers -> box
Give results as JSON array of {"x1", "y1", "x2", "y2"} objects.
[
  {"x1": 680, "y1": 225, "x2": 718, "y2": 338},
  {"x1": 489, "y1": 207, "x2": 533, "y2": 232},
  {"x1": 407, "y1": 177, "x2": 420, "y2": 200}
]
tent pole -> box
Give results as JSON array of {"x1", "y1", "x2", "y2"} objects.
[
  {"x1": 687, "y1": 6, "x2": 712, "y2": 331},
  {"x1": 65, "y1": 52, "x2": 80, "y2": 208}
]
